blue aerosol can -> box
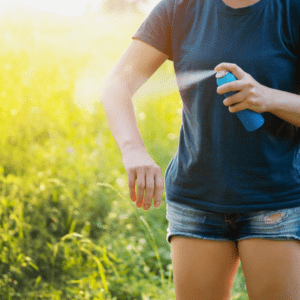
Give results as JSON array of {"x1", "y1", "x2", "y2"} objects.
[{"x1": 216, "y1": 70, "x2": 264, "y2": 132}]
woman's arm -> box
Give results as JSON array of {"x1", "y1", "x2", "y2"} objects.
[
  {"x1": 101, "y1": 39, "x2": 169, "y2": 155},
  {"x1": 100, "y1": 39, "x2": 169, "y2": 211},
  {"x1": 267, "y1": 89, "x2": 300, "y2": 127},
  {"x1": 215, "y1": 63, "x2": 300, "y2": 127}
]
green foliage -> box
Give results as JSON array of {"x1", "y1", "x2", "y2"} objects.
[{"x1": 0, "y1": 8, "x2": 248, "y2": 300}]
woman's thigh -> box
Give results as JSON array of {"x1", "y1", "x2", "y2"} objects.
[
  {"x1": 166, "y1": 201, "x2": 240, "y2": 300},
  {"x1": 235, "y1": 206, "x2": 300, "y2": 300},
  {"x1": 238, "y1": 238, "x2": 300, "y2": 300},
  {"x1": 170, "y1": 236, "x2": 240, "y2": 300}
]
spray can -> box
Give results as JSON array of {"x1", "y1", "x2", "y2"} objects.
[{"x1": 216, "y1": 70, "x2": 264, "y2": 132}]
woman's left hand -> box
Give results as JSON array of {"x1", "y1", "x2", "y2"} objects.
[{"x1": 214, "y1": 63, "x2": 274, "y2": 114}]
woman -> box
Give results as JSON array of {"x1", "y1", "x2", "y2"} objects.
[{"x1": 101, "y1": 0, "x2": 300, "y2": 298}]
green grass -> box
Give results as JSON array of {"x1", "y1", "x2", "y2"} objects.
[{"x1": 0, "y1": 7, "x2": 248, "y2": 299}]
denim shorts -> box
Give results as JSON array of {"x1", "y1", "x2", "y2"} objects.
[{"x1": 166, "y1": 200, "x2": 300, "y2": 248}]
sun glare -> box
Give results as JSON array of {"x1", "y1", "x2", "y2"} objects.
[{"x1": 0, "y1": 0, "x2": 90, "y2": 16}]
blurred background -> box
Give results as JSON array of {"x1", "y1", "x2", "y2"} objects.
[{"x1": 0, "y1": 0, "x2": 247, "y2": 299}]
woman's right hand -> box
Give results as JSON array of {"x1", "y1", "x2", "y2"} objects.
[{"x1": 122, "y1": 147, "x2": 164, "y2": 211}]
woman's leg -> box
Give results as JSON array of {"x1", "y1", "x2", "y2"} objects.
[
  {"x1": 238, "y1": 238, "x2": 300, "y2": 300},
  {"x1": 170, "y1": 236, "x2": 240, "y2": 300}
]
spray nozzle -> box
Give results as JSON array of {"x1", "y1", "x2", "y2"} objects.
[{"x1": 215, "y1": 70, "x2": 228, "y2": 79}]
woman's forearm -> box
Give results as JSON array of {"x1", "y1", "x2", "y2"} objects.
[
  {"x1": 100, "y1": 76, "x2": 146, "y2": 156},
  {"x1": 214, "y1": 63, "x2": 300, "y2": 128},
  {"x1": 268, "y1": 89, "x2": 300, "y2": 127}
]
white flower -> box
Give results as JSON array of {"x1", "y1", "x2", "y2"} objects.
[
  {"x1": 143, "y1": 266, "x2": 150, "y2": 273},
  {"x1": 126, "y1": 244, "x2": 134, "y2": 251},
  {"x1": 126, "y1": 224, "x2": 132, "y2": 230},
  {"x1": 119, "y1": 214, "x2": 128, "y2": 220}
]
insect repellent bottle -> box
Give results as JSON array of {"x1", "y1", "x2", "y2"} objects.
[{"x1": 216, "y1": 70, "x2": 264, "y2": 132}]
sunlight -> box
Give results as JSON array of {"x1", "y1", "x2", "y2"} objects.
[{"x1": 0, "y1": 0, "x2": 90, "y2": 16}]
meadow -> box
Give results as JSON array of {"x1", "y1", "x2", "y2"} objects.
[{"x1": 0, "y1": 7, "x2": 248, "y2": 299}]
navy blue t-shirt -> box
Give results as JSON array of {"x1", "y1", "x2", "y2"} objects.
[{"x1": 132, "y1": 0, "x2": 300, "y2": 213}]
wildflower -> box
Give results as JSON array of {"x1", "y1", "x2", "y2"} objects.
[
  {"x1": 67, "y1": 147, "x2": 74, "y2": 154},
  {"x1": 126, "y1": 244, "x2": 133, "y2": 251}
]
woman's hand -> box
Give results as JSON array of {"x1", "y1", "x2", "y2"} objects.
[
  {"x1": 122, "y1": 147, "x2": 164, "y2": 211},
  {"x1": 214, "y1": 63, "x2": 274, "y2": 114}
]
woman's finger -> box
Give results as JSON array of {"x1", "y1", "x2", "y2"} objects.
[
  {"x1": 143, "y1": 170, "x2": 155, "y2": 210},
  {"x1": 227, "y1": 88, "x2": 256, "y2": 113},
  {"x1": 223, "y1": 87, "x2": 248, "y2": 107},
  {"x1": 127, "y1": 168, "x2": 137, "y2": 202},
  {"x1": 217, "y1": 79, "x2": 247, "y2": 95},
  {"x1": 136, "y1": 169, "x2": 145, "y2": 208},
  {"x1": 153, "y1": 170, "x2": 164, "y2": 208},
  {"x1": 214, "y1": 62, "x2": 246, "y2": 80}
]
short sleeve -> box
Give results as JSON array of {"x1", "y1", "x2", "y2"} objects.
[{"x1": 132, "y1": 0, "x2": 173, "y2": 61}]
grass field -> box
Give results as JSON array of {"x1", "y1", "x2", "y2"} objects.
[{"x1": 0, "y1": 7, "x2": 248, "y2": 299}]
